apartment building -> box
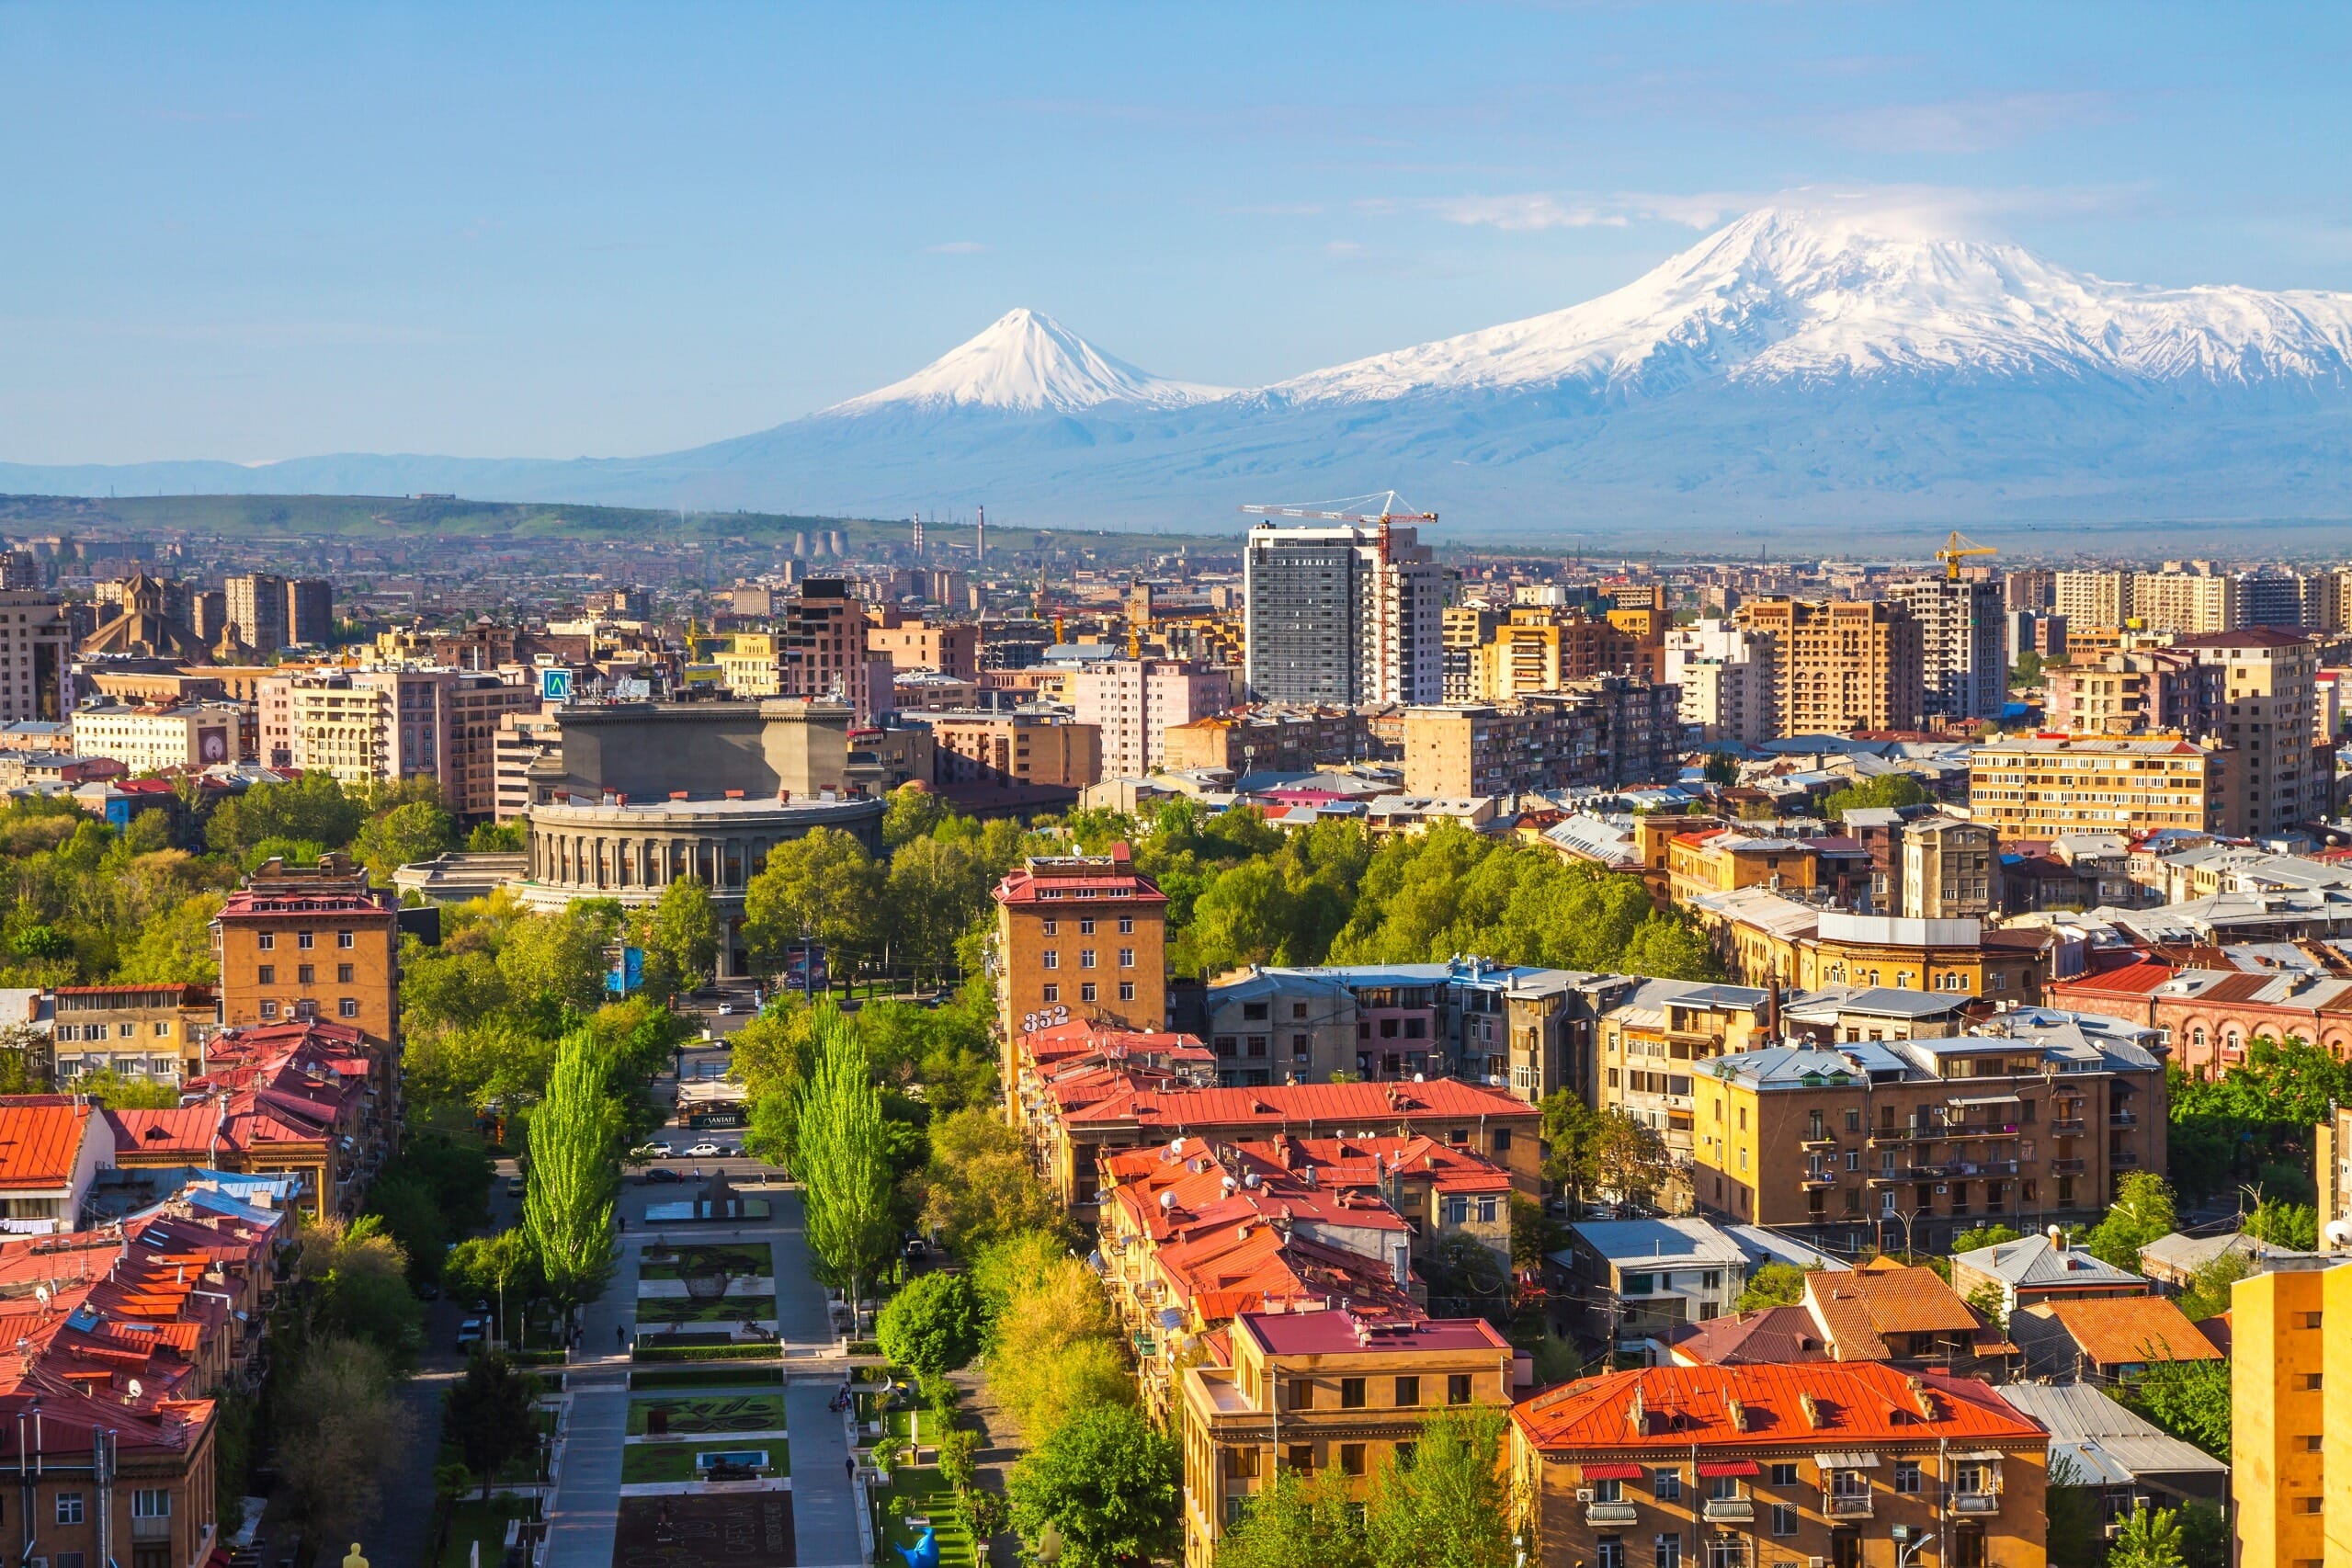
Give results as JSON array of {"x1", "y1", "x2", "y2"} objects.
[
  {"x1": 1180, "y1": 1310, "x2": 1515, "y2": 1566},
  {"x1": 2040, "y1": 647, "x2": 2200, "y2": 735},
  {"x1": 1969, "y1": 735, "x2": 2219, "y2": 838},
  {"x1": 51, "y1": 983, "x2": 216, "y2": 1084},
  {"x1": 1687, "y1": 1007, "x2": 2168, "y2": 1256},
  {"x1": 0, "y1": 592, "x2": 74, "y2": 723},
  {"x1": 2171, "y1": 627, "x2": 2324, "y2": 835},
  {"x1": 70, "y1": 701, "x2": 247, "y2": 773},
  {"x1": 2230, "y1": 1260, "x2": 2352, "y2": 1568},
  {"x1": 992, "y1": 848, "x2": 1170, "y2": 1066},
  {"x1": 285, "y1": 576, "x2": 334, "y2": 646},
  {"x1": 445, "y1": 669, "x2": 540, "y2": 818},
  {"x1": 211, "y1": 855, "x2": 401, "y2": 1049},
  {"x1": 2129, "y1": 569, "x2": 2239, "y2": 635},
  {"x1": 1160, "y1": 706, "x2": 1387, "y2": 776},
  {"x1": 1243, "y1": 520, "x2": 1443, "y2": 706},
  {"x1": 260, "y1": 667, "x2": 456, "y2": 789},
  {"x1": 1511, "y1": 1362, "x2": 2049, "y2": 1568},
  {"x1": 1441, "y1": 605, "x2": 1505, "y2": 701},
  {"x1": 866, "y1": 608, "x2": 979, "y2": 680},
  {"x1": 1400, "y1": 679, "x2": 1681, "y2": 798},
  {"x1": 928, "y1": 711, "x2": 1101, "y2": 790},
  {"x1": 1889, "y1": 575, "x2": 2006, "y2": 722},
  {"x1": 1597, "y1": 978, "x2": 1775, "y2": 1178},
  {"x1": 1471, "y1": 607, "x2": 1664, "y2": 699},
  {"x1": 223, "y1": 572, "x2": 287, "y2": 653},
  {"x1": 1666, "y1": 829, "x2": 1822, "y2": 906},
  {"x1": 1736, "y1": 599, "x2": 1925, "y2": 734},
  {"x1": 1066, "y1": 657, "x2": 1229, "y2": 778},
  {"x1": 1899, "y1": 816, "x2": 2001, "y2": 921},
  {"x1": 2053, "y1": 569, "x2": 2129, "y2": 631},
  {"x1": 493, "y1": 709, "x2": 563, "y2": 821},
  {"x1": 1665, "y1": 619, "x2": 1778, "y2": 745}
]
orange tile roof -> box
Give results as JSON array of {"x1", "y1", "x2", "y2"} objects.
[
  {"x1": 2030, "y1": 1296, "x2": 2222, "y2": 1368},
  {"x1": 0, "y1": 1098, "x2": 96, "y2": 1190},
  {"x1": 1811, "y1": 1264, "x2": 1983, "y2": 1341},
  {"x1": 1513, "y1": 1361, "x2": 2049, "y2": 1454}
]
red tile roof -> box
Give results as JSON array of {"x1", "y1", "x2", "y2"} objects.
[
  {"x1": 1238, "y1": 1309, "x2": 1509, "y2": 1358},
  {"x1": 1513, "y1": 1361, "x2": 2048, "y2": 1453},
  {"x1": 2052, "y1": 961, "x2": 2176, "y2": 997},
  {"x1": 1065, "y1": 1076, "x2": 1536, "y2": 1131},
  {"x1": 1664, "y1": 1306, "x2": 1830, "y2": 1367},
  {"x1": 0, "y1": 1098, "x2": 97, "y2": 1190},
  {"x1": 2027, "y1": 1296, "x2": 2222, "y2": 1368}
]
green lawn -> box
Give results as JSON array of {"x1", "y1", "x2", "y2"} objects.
[
  {"x1": 619, "y1": 1441, "x2": 790, "y2": 1483},
  {"x1": 627, "y1": 1392, "x2": 788, "y2": 1436},
  {"x1": 638, "y1": 1244, "x2": 773, "y2": 1281},
  {"x1": 637, "y1": 1294, "x2": 778, "y2": 1324},
  {"x1": 878, "y1": 1467, "x2": 979, "y2": 1568},
  {"x1": 438, "y1": 1496, "x2": 534, "y2": 1568},
  {"x1": 435, "y1": 1411, "x2": 555, "y2": 1486}
]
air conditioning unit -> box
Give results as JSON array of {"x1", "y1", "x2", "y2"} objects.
[
  {"x1": 1809, "y1": 1558, "x2": 1827, "y2": 1567},
  {"x1": 1934, "y1": 1184, "x2": 1949, "y2": 1194},
  {"x1": 1576, "y1": 1488, "x2": 1596, "y2": 1503}
]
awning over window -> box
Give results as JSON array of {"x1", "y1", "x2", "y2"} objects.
[
  {"x1": 1697, "y1": 1460, "x2": 1761, "y2": 1478},
  {"x1": 1945, "y1": 1093, "x2": 2022, "y2": 1107},
  {"x1": 1582, "y1": 1463, "x2": 1646, "y2": 1481},
  {"x1": 1814, "y1": 1451, "x2": 1881, "y2": 1469},
  {"x1": 1949, "y1": 1451, "x2": 2007, "y2": 1462}
]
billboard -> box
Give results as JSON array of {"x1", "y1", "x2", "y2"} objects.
[
  {"x1": 605, "y1": 946, "x2": 644, "y2": 995},
  {"x1": 540, "y1": 667, "x2": 574, "y2": 704}
]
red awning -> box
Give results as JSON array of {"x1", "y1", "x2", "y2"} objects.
[
  {"x1": 1582, "y1": 1463, "x2": 1646, "y2": 1481},
  {"x1": 1697, "y1": 1460, "x2": 1762, "y2": 1478}
]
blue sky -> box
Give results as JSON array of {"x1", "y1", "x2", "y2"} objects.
[{"x1": 6, "y1": 2, "x2": 2350, "y2": 464}]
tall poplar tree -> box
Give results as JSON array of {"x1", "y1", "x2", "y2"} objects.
[
  {"x1": 793, "y1": 1012, "x2": 895, "y2": 1321},
  {"x1": 522, "y1": 1030, "x2": 620, "y2": 1312}
]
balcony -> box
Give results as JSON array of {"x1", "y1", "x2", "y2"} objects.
[
  {"x1": 1952, "y1": 1494, "x2": 2000, "y2": 1515},
  {"x1": 1952, "y1": 1160, "x2": 2020, "y2": 1178},
  {"x1": 1824, "y1": 1494, "x2": 1874, "y2": 1518},
  {"x1": 2112, "y1": 1148, "x2": 2142, "y2": 1168},
  {"x1": 2051, "y1": 1157, "x2": 2085, "y2": 1176},
  {"x1": 1702, "y1": 1499, "x2": 1756, "y2": 1523},
  {"x1": 1799, "y1": 1135, "x2": 1837, "y2": 1152},
  {"x1": 1800, "y1": 1174, "x2": 1836, "y2": 1191},
  {"x1": 2051, "y1": 1118, "x2": 2086, "y2": 1135},
  {"x1": 1869, "y1": 1128, "x2": 1918, "y2": 1146},
  {"x1": 1942, "y1": 1123, "x2": 2022, "y2": 1141},
  {"x1": 2108, "y1": 1110, "x2": 2139, "y2": 1128},
  {"x1": 131, "y1": 1518, "x2": 172, "y2": 1542},
  {"x1": 1585, "y1": 1503, "x2": 1642, "y2": 1526}
]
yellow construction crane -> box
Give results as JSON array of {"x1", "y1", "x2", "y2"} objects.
[{"x1": 1937, "y1": 530, "x2": 1996, "y2": 581}]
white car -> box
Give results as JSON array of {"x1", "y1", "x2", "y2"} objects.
[
  {"x1": 685, "y1": 1142, "x2": 728, "y2": 1158},
  {"x1": 635, "y1": 1142, "x2": 675, "y2": 1158},
  {"x1": 717, "y1": 1002, "x2": 733, "y2": 1016}
]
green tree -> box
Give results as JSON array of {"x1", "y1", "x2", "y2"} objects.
[
  {"x1": 2009, "y1": 649, "x2": 2045, "y2": 690},
  {"x1": 273, "y1": 1335, "x2": 415, "y2": 1546},
  {"x1": 2085, "y1": 1172, "x2": 2177, "y2": 1270},
  {"x1": 1538, "y1": 1091, "x2": 1602, "y2": 1214},
  {"x1": 207, "y1": 772, "x2": 369, "y2": 856},
  {"x1": 498, "y1": 903, "x2": 623, "y2": 1016},
  {"x1": 1007, "y1": 1403, "x2": 1181, "y2": 1568},
  {"x1": 1819, "y1": 774, "x2": 1933, "y2": 821},
  {"x1": 743, "y1": 826, "x2": 884, "y2": 983},
  {"x1": 306, "y1": 1218, "x2": 423, "y2": 1365},
  {"x1": 1367, "y1": 1403, "x2": 1516, "y2": 1568},
  {"x1": 71, "y1": 1068, "x2": 183, "y2": 1109},
  {"x1": 1735, "y1": 1262, "x2": 1813, "y2": 1311},
  {"x1": 795, "y1": 1015, "x2": 896, "y2": 1318},
  {"x1": 443, "y1": 1353, "x2": 540, "y2": 1499},
  {"x1": 354, "y1": 799, "x2": 460, "y2": 880},
  {"x1": 2173, "y1": 1248, "x2": 2250, "y2": 1324},
  {"x1": 112, "y1": 892, "x2": 225, "y2": 983},
  {"x1": 1587, "y1": 1108, "x2": 1674, "y2": 1210},
  {"x1": 2044, "y1": 1453, "x2": 2108, "y2": 1568},
  {"x1": 917, "y1": 1107, "x2": 1067, "y2": 1253},
  {"x1": 2108, "y1": 1505, "x2": 2187, "y2": 1568},
  {"x1": 446, "y1": 1230, "x2": 543, "y2": 1346},
  {"x1": 2244, "y1": 1198, "x2": 2319, "y2": 1252},
  {"x1": 1701, "y1": 751, "x2": 1742, "y2": 787},
  {"x1": 2176, "y1": 1499, "x2": 2228, "y2": 1568},
  {"x1": 522, "y1": 1030, "x2": 620, "y2": 1311},
  {"x1": 2119, "y1": 1357, "x2": 2231, "y2": 1458},
  {"x1": 877, "y1": 1271, "x2": 984, "y2": 1380},
  {"x1": 1213, "y1": 1467, "x2": 1371, "y2": 1568},
  {"x1": 466, "y1": 818, "x2": 528, "y2": 852},
  {"x1": 633, "y1": 876, "x2": 720, "y2": 998},
  {"x1": 883, "y1": 835, "x2": 988, "y2": 982},
  {"x1": 882, "y1": 785, "x2": 949, "y2": 848},
  {"x1": 1950, "y1": 1222, "x2": 2025, "y2": 1254},
  {"x1": 1963, "y1": 1282, "x2": 2009, "y2": 1335}
]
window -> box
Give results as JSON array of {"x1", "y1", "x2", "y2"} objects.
[
  {"x1": 1041, "y1": 919, "x2": 1058, "y2": 937},
  {"x1": 1119, "y1": 949, "x2": 1134, "y2": 969},
  {"x1": 1447, "y1": 1373, "x2": 1472, "y2": 1405},
  {"x1": 1652, "y1": 1468, "x2": 1680, "y2": 1500},
  {"x1": 1040, "y1": 985, "x2": 1058, "y2": 1003},
  {"x1": 338, "y1": 964, "x2": 354, "y2": 983},
  {"x1": 259, "y1": 1001, "x2": 278, "y2": 1019},
  {"x1": 1340, "y1": 1377, "x2": 1366, "y2": 1409},
  {"x1": 1393, "y1": 1441, "x2": 1416, "y2": 1471},
  {"x1": 1080, "y1": 983, "x2": 1097, "y2": 1004},
  {"x1": 1286, "y1": 1444, "x2": 1314, "y2": 1471},
  {"x1": 1221, "y1": 1446, "x2": 1261, "y2": 1478},
  {"x1": 2303, "y1": 1312, "x2": 2324, "y2": 1329},
  {"x1": 257, "y1": 965, "x2": 275, "y2": 985},
  {"x1": 1079, "y1": 949, "x2": 1097, "y2": 970},
  {"x1": 2303, "y1": 1434, "x2": 2324, "y2": 1452},
  {"x1": 1655, "y1": 1535, "x2": 1682, "y2": 1568},
  {"x1": 1769, "y1": 1463, "x2": 1799, "y2": 1486},
  {"x1": 339, "y1": 998, "x2": 360, "y2": 1019},
  {"x1": 1593, "y1": 1479, "x2": 1624, "y2": 1503},
  {"x1": 337, "y1": 929, "x2": 354, "y2": 949},
  {"x1": 257, "y1": 933, "x2": 274, "y2": 951},
  {"x1": 1118, "y1": 916, "x2": 1133, "y2": 934},
  {"x1": 1041, "y1": 950, "x2": 1059, "y2": 970},
  {"x1": 2304, "y1": 1372, "x2": 2325, "y2": 1391},
  {"x1": 297, "y1": 931, "x2": 314, "y2": 949},
  {"x1": 1953, "y1": 1462, "x2": 1988, "y2": 1495},
  {"x1": 1079, "y1": 918, "x2": 1096, "y2": 936},
  {"x1": 131, "y1": 1489, "x2": 169, "y2": 1518},
  {"x1": 1844, "y1": 1108, "x2": 1861, "y2": 1131},
  {"x1": 1493, "y1": 1128, "x2": 1512, "y2": 1153},
  {"x1": 1285, "y1": 1378, "x2": 1314, "y2": 1410},
  {"x1": 1340, "y1": 1443, "x2": 1366, "y2": 1476},
  {"x1": 1770, "y1": 1506, "x2": 1798, "y2": 1537},
  {"x1": 2301, "y1": 1496, "x2": 2324, "y2": 1516},
  {"x1": 1709, "y1": 1475, "x2": 1741, "y2": 1502},
  {"x1": 56, "y1": 1492, "x2": 84, "y2": 1525},
  {"x1": 153, "y1": 1021, "x2": 169, "y2": 1037},
  {"x1": 1393, "y1": 1376, "x2": 1420, "y2": 1407},
  {"x1": 1893, "y1": 1461, "x2": 1921, "y2": 1494},
  {"x1": 1119, "y1": 983, "x2": 1135, "y2": 1002},
  {"x1": 1598, "y1": 1540, "x2": 1625, "y2": 1568},
  {"x1": 297, "y1": 964, "x2": 315, "y2": 985}
]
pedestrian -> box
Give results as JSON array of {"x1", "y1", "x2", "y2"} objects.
[
  {"x1": 617, "y1": 1324, "x2": 627, "y2": 1351},
  {"x1": 846, "y1": 1456, "x2": 855, "y2": 1480},
  {"x1": 617, "y1": 1215, "x2": 626, "y2": 1233}
]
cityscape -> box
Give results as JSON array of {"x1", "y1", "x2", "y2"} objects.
[{"x1": 10, "y1": 7, "x2": 2352, "y2": 1568}]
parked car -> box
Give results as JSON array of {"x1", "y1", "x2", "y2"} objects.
[
  {"x1": 415, "y1": 1280, "x2": 441, "y2": 1301},
  {"x1": 685, "y1": 1142, "x2": 728, "y2": 1158},
  {"x1": 456, "y1": 1318, "x2": 488, "y2": 1351},
  {"x1": 717, "y1": 1002, "x2": 733, "y2": 1016},
  {"x1": 634, "y1": 1142, "x2": 675, "y2": 1158},
  {"x1": 643, "y1": 1167, "x2": 684, "y2": 1184},
  {"x1": 506, "y1": 1177, "x2": 526, "y2": 1198}
]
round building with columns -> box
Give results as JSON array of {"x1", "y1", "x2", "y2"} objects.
[{"x1": 517, "y1": 791, "x2": 885, "y2": 975}]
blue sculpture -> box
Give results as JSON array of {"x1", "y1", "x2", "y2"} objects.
[{"x1": 893, "y1": 1526, "x2": 939, "y2": 1568}]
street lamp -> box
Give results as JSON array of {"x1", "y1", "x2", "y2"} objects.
[{"x1": 1892, "y1": 1526, "x2": 1928, "y2": 1568}]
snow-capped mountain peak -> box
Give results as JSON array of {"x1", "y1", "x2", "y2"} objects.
[
  {"x1": 820, "y1": 307, "x2": 1234, "y2": 416},
  {"x1": 1265, "y1": 205, "x2": 2352, "y2": 404}
]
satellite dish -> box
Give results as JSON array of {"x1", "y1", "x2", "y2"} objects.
[
  {"x1": 33, "y1": 1285, "x2": 49, "y2": 1306},
  {"x1": 126, "y1": 1379, "x2": 142, "y2": 1401},
  {"x1": 2325, "y1": 1218, "x2": 2352, "y2": 1248}
]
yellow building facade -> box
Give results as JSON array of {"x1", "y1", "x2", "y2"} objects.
[{"x1": 2233, "y1": 1261, "x2": 2352, "y2": 1568}]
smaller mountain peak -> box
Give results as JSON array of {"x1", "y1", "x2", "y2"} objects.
[{"x1": 822, "y1": 309, "x2": 1233, "y2": 417}]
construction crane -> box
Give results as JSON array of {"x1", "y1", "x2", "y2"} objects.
[{"x1": 1937, "y1": 530, "x2": 1996, "y2": 581}]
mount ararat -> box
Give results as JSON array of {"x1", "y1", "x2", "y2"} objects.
[{"x1": 15, "y1": 208, "x2": 2352, "y2": 539}]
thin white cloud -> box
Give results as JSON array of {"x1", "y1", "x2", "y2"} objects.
[
  {"x1": 1801, "y1": 91, "x2": 2119, "y2": 156},
  {"x1": 1423, "y1": 183, "x2": 2154, "y2": 238},
  {"x1": 925, "y1": 241, "x2": 988, "y2": 255},
  {"x1": 1428, "y1": 194, "x2": 1629, "y2": 232}
]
